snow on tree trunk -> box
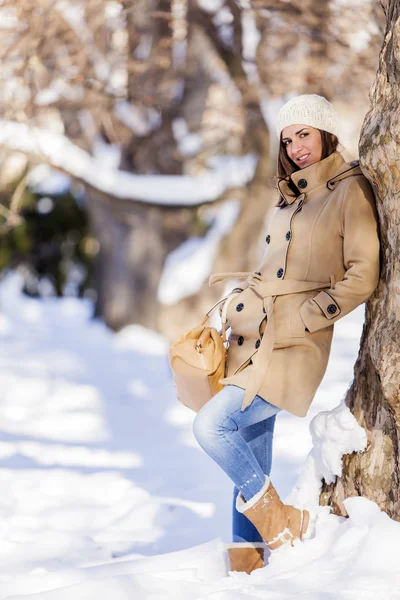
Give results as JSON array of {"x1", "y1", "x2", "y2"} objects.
[{"x1": 320, "y1": 1, "x2": 400, "y2": 519}]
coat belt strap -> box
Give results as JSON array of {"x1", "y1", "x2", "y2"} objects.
[
  {"x1": 208, "y1": 271, "x2": 330, "y2": 296},
  {"x1": 208, "y1": 271, "x2": 332, "y2": 411}
]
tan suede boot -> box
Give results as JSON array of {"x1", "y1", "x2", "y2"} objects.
[
  {"x1": 226, "y1": 542, "x2": 264, "y2": 574},
  {"x1": 236, "y1": 477, "x2": 311, "y2": 551}
]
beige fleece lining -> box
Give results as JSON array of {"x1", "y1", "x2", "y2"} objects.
[{"x1": 235, "y1": 475, "x2": 270, "y2": 513}]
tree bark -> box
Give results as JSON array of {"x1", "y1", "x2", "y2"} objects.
[{"x1": 320, "y1": 1, "x2": 400, "y2": 519}]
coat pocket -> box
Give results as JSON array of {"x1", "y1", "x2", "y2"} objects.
[{"x1": 290, "y1": 296, "x2": 308, "y2": 338}]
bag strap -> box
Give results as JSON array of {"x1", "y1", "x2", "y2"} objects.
[
  {"x1": 197, "y1": 291, "x2": 241, "y2": 344},
  {"x1": 205, "y1": 296, "x2": 228, "y2": 319}
]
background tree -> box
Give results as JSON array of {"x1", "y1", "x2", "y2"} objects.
[{"x1": 0, "y1": 0, "x2": 385, "y2": 335}]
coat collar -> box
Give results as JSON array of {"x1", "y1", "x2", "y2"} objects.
[{"x1": 277, "y1": 151, "x2": 363, "y2": 205}]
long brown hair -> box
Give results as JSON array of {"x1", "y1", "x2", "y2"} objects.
[{"x1": 276, "y1": 129, "x2": 339, "y2": 208}]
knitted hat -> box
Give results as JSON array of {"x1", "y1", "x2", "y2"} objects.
[{"x1": 276, "y1": 94, "x2": 339, "y2": 139}]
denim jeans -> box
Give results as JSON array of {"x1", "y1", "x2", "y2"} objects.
[{"x1": 192, "y1": 384, "x2": 281, "y2": 543}]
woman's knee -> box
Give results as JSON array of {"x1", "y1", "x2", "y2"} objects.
[
  {"x1": 193, "y1": 402, "x2": 236, "y2": 448},
  {"x1": 192, "y1": 406, "x2": 217, "y2": 448}
]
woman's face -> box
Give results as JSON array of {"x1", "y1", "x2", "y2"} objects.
[{"x1": 281, "y1": 124, "x2": 322, "y2": 169}]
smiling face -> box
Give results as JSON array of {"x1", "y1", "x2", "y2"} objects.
[{"x1": 281, "y1": 124, "x2": 323, "y2": 169}]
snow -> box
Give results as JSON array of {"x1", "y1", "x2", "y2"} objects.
[
  {"x1": 35, "y1": 80, "x2": 84, "y2": 106},
  {"x1": 56, "y1": 1, "x2": 110, "y2": 81},
  {"x1": 92, "y1": 137, "x2": 121, "y2": 170},
  {"x1": 348, "y1": 29, "x2": 372, "y2": 52},
  {"x1": 158, "y1": 198, "x2": 241, "y2": 304},
  {"x1": 27, "y1": 164, "x2": 71, "y2": 196},
  {"x1": 241, "y1": 10, "x2": 261, "y2": 62},
  {"x1": 114, "y1": 103, "x2": 161, "y2": 137},
  {"x1": 0, "y1": 7, "x2": 18, "y2": 29},
  {"x1": 133, "y1": 34, "x2": 153, "y2": 61},
  {"x1": 283, "y1": 403, "x2": 368, "y2": 511},
  {"x1": 35, "y1": 87, "x2": 61, "y2": 107},
  {"x1": 0, "y1": 270, "x2": 399, "y2": 598},
  {"x1": 0, "y1": 120, "x2": 257, "y2": 206},
  {"x1": 213, "y1": 6, "x2": 234, "y2": 25},
  {"x1": 196, "y1": 0, "x2": 224, "y2": 14},
  {"x1": 172, "y1": 118, "x2": 203, "y2": 157},
  {"x1": 309, "y1": 403, "x2": 367, "y2": 485},
  {"x1": 240, "y1": 9, "x2": 261, "y2": 83},
  {"x1": 105, "y1": 1, "x2": 122, "y2": 19},
  {"x1": 260, "y1": 93, "x2": 288, "y2": 155},
  {"x1": 213, "y1": 7, "x2": 234, "y2": 47},
  {"x1": 171, "y1": 0, "x2": 188, "y2": 68}
]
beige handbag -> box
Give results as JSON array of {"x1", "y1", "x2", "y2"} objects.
[{"x1": 168, "y1": 292, "x2": 241, "y2": 412}]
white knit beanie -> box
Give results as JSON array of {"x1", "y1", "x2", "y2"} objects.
[{"x1": 276, "y1": 94, "x2": 339, "y2": 139}]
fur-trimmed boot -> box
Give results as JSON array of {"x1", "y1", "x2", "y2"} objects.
[
  {"x1": 226, "y1": 542, "x2": 264, "y2": 574},
  {"x1": 236, "y1": 476, "x2": 311, "y2": 551}
]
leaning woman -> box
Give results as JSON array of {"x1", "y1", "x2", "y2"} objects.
[{"x1": 192, "y1": 94, "x2": 380, "y2": 574}]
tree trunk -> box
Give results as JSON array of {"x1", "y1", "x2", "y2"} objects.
[
  {"x1": 86, "y1": 185, "x2": 196, "y2": 330},
  {"x1": 85, "y1": 0, "x2": 190, "y2": 329},
  {"x1": 320, "y1": 1, "x2": 400, "y2": 519},
  {"x1": 89, "y1": 1, "x2": 272, "y2": 333}
]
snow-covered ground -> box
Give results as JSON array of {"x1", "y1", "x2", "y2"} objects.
[{"x1": 0, "y1": 271, "x2": 399, "y2": 599}]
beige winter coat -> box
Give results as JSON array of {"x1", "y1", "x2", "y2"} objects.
[{"x1": 209, "y1": 151, "x2": 380, "y2": 417}]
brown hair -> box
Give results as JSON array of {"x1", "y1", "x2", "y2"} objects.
[{"x1": 275, "y1": 129, "x2": 339, "y2": 208}]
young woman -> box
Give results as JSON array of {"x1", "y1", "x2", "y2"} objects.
[{"x1": 192, "y1": 94, "x2": 380, "y2": 573}]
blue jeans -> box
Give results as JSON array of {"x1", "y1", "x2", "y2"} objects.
[{"x1": 192, "y1": 384, "x2": 281, "y2": 543}]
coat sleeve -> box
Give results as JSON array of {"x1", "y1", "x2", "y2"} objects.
[{"x1": 299, "y1": 176, "x2": 380, "y2": 333}]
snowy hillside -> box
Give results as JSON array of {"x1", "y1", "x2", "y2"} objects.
[{"x1": 0, "y1": 272, "x2": 399, "y2": 599}]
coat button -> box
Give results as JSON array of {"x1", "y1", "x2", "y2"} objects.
[
  {"x1": 255, "y1": 271, "x2": 261, "y2": 276},
  {"x1": 327, "y1": 304, "x2": 337, "y2": 314},
  {"x1": 286, "y1": 231, "x2": 291, "y2": 240},
  {"x1": 236, "y1": 303, "x2": 244, "y2": 312},
  {"x1": 277, "y1": 268, "x2": 284, "y2": 278},
  {"x1": 298, "y1": 179, "x2": 307, "y2": 189},
  {"x1": 255, "y1": 339, "x2": 261, "y2": 349},
  {"x1": 238, "y1": 336, "x2": 244, "y2": 345},
  {"x1": 266, "y1": 234, "x2": 271, "y2": 244},
  {"x1": 263, "y1": 307, "x2": 266, "y2": 314}
]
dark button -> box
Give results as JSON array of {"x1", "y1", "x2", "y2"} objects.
[
  {"x1": 236, "y1": 303, "x2": 244, "y2": 312},
  {"x1": 277, "y1": 268, "x2": 284, "y2": 278},
  {"x1": 255, "y1": 271, "x2": 261, "y2": 276},
  {"x1": 298, "y1": 198, "x2": 304, "y2": 206},
  {"x1": 255, "y1": 339, "x2": 261, "y2": 349},
  {"x1": 238, "y1": 336, "x2": 244, "y2": 346},
  {"x1": 263, "y1": 307, "x2": 266, "y2": 314},
  {"x1": 286, "y1": 231, "x2": 291, "y2": 241},
  {"x1": 298, "y1": 179, "x2": 307, "y2": 189},
  {"x1": 327, "y1": 304, "x2": 337, "y2": 315},
  {"x1": 266, "y1": 235, "x2": 271, "y2": 244}
]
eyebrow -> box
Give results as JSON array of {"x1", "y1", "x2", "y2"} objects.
[{"x1": 282, "y1": 127, "x2": 308, "y2": 141}]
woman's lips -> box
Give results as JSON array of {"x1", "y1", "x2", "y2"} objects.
[{"x1": 297, "y1": 153, "x2": 310, "y2": 163}]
